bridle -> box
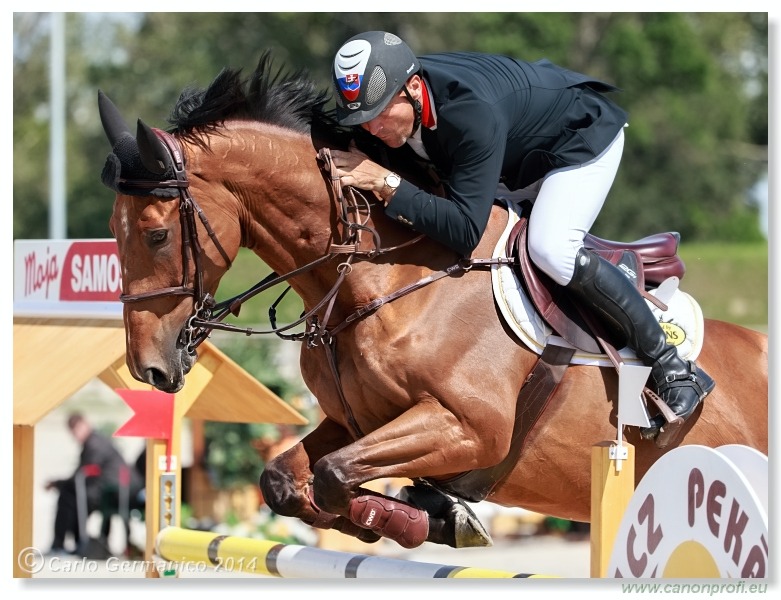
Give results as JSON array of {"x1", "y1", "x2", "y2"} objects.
[{"x1": 117, "y1": 129, "x2": 232, "y2": 353}]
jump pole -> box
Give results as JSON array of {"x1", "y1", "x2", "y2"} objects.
[{"x1": 154, "y1": 526, "x2": 558, "y2": 579}]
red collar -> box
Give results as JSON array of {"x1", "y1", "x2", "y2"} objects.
[{"x1": 420, "y1": 79, "x2": 435, "y2": 129}]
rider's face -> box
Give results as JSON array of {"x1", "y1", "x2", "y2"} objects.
[
  {"x1": 360, "y1": 76, "x2": 421, "y2": 148},
  {"x1": 360, "y1": 93, "x2": 414, "y2": 148}
]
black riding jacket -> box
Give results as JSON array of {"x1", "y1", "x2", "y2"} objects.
[{"x1": 383, "y1": 52, "x2": 628, "y2": 256}]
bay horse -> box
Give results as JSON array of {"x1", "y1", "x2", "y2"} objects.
[{"x1": 99, "y1": 55, "x2": 768, "y2": 549}]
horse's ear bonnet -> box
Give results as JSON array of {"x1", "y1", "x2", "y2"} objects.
[{"x1": 98, "y1": 90, "x2": 179, "y2": 199}]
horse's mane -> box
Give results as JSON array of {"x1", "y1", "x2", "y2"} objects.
[
  {"x1": 166, "y1": 51, "x2": 436, "y2": 189},
  {"x1": 167, "y1": 50, "x2": 341, "y2": 145}
]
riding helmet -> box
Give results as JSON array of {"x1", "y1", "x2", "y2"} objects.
[{"x1": 333, "y1": 31, "x2": 419, "y2": 126}]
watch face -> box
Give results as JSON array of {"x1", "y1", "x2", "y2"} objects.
[{"x1": 386, "y1": 173, "x2": 401, "y2": 187}]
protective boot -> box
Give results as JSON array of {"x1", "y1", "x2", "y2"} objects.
[
  {"x1": 347, "y1": 490, "x2": 429, "y2": 548},
  {"x1": 566, "y1": 248, "x2": 715, "y2": 436}
]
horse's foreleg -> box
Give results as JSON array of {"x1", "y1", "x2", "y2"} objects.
[
  {"x1": 312, "y1": 400, "x2": 509, "y2": 549},
  {"x1": 259, "y1": 417, "x2": 381, "y2": 543}
]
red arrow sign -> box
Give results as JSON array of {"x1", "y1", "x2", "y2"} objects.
[{"x1": 114, "y1": 389, "x2": 175, "y2": 470}]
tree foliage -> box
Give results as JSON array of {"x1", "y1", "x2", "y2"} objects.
[{"x1": 13, "y1": 12, "x2": 767, "y2": 242}]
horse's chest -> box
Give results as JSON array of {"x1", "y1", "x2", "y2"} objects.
[{"x1": 299, "y1": 347, "x2": 407, "y2": 432}]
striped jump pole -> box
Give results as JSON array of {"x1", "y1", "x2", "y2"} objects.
[{"x1": 155, "y1": 526, "x2": 557, "y2": 579}]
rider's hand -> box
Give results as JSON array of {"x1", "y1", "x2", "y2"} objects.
[{"x1": 330, "y1": 140, "x2": 392, "y2": 198}]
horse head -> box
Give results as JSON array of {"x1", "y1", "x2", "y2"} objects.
[{"x1": 99, "y1": 90, "x2": 239, "y2": 392}]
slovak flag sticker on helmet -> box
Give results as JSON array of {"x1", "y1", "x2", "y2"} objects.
[
  {"x1": 340, "y1": 73, "x2": 361, "y2": 102},
  {"x1": 334, "y1": 39, "x2": 372, "y2": 106}
]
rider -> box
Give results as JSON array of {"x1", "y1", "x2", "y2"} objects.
[{"x1": 328, "y1": 30, "x2": 714, "y2": 437}]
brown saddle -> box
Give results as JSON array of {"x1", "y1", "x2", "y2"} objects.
[{"x1": 507, "y1": 201, "x2": 685, "y2": 354}]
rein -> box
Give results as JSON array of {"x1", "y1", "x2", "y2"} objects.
[
  {"x1": 195, "y1": 148, "x2": 516, "y2": 349},
  {"x1": 193, "y1": 147, "x2": 430, "y2": 346}
]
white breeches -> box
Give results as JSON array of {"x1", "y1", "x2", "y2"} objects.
[{"x1": 523, "y1": 128, "x2": 625, "y2": 286}]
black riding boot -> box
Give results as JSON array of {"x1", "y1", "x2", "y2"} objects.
[{"x1": 566, "y1": 248, "x2": 715, "y2": 434}]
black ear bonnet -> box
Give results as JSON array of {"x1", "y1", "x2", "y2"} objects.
[
  {"x1": 98, "y1": 90, "x2": 179, "y2": 199},
  {"x1": 101, "y1": 134, "x2": 179, "y2": 199}
]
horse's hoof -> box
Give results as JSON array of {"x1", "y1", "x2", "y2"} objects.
[
  {"x1": 640, "y1": 413, "x2": 687, "y2": 448},
  {"x1": 331, "y1": 517, "x2": 382, "y2": 543},
  {"x1": 448, "y1": 500, "x2": 493, "y2": 548}
]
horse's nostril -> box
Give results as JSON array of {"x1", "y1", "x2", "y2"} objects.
[
  {"x1": 144, "y1": 367, "x2": 172, "y2": 391},
  {"x1": 143, "y1": 367, "x2": 160, "y2": 386}
]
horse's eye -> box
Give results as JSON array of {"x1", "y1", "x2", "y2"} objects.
[{"x1": 148, "y1": 229, "x2": 168, "y2": 245}]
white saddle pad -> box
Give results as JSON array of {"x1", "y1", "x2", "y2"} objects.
[{"x1": 490, "y1": 200, "x2": 704, "y2": 367}]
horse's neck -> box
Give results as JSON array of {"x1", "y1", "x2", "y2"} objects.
[
  {"x1": 192, "y1": 126, "x2": 323, "y2": 248},
  {"x1": 191, "y1": 125, "x2": 377, "y2": 306}
]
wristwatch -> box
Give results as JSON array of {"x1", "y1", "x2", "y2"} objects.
[{"x1": 381, "y1": 172, "x2": 401, "y2": 202}]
